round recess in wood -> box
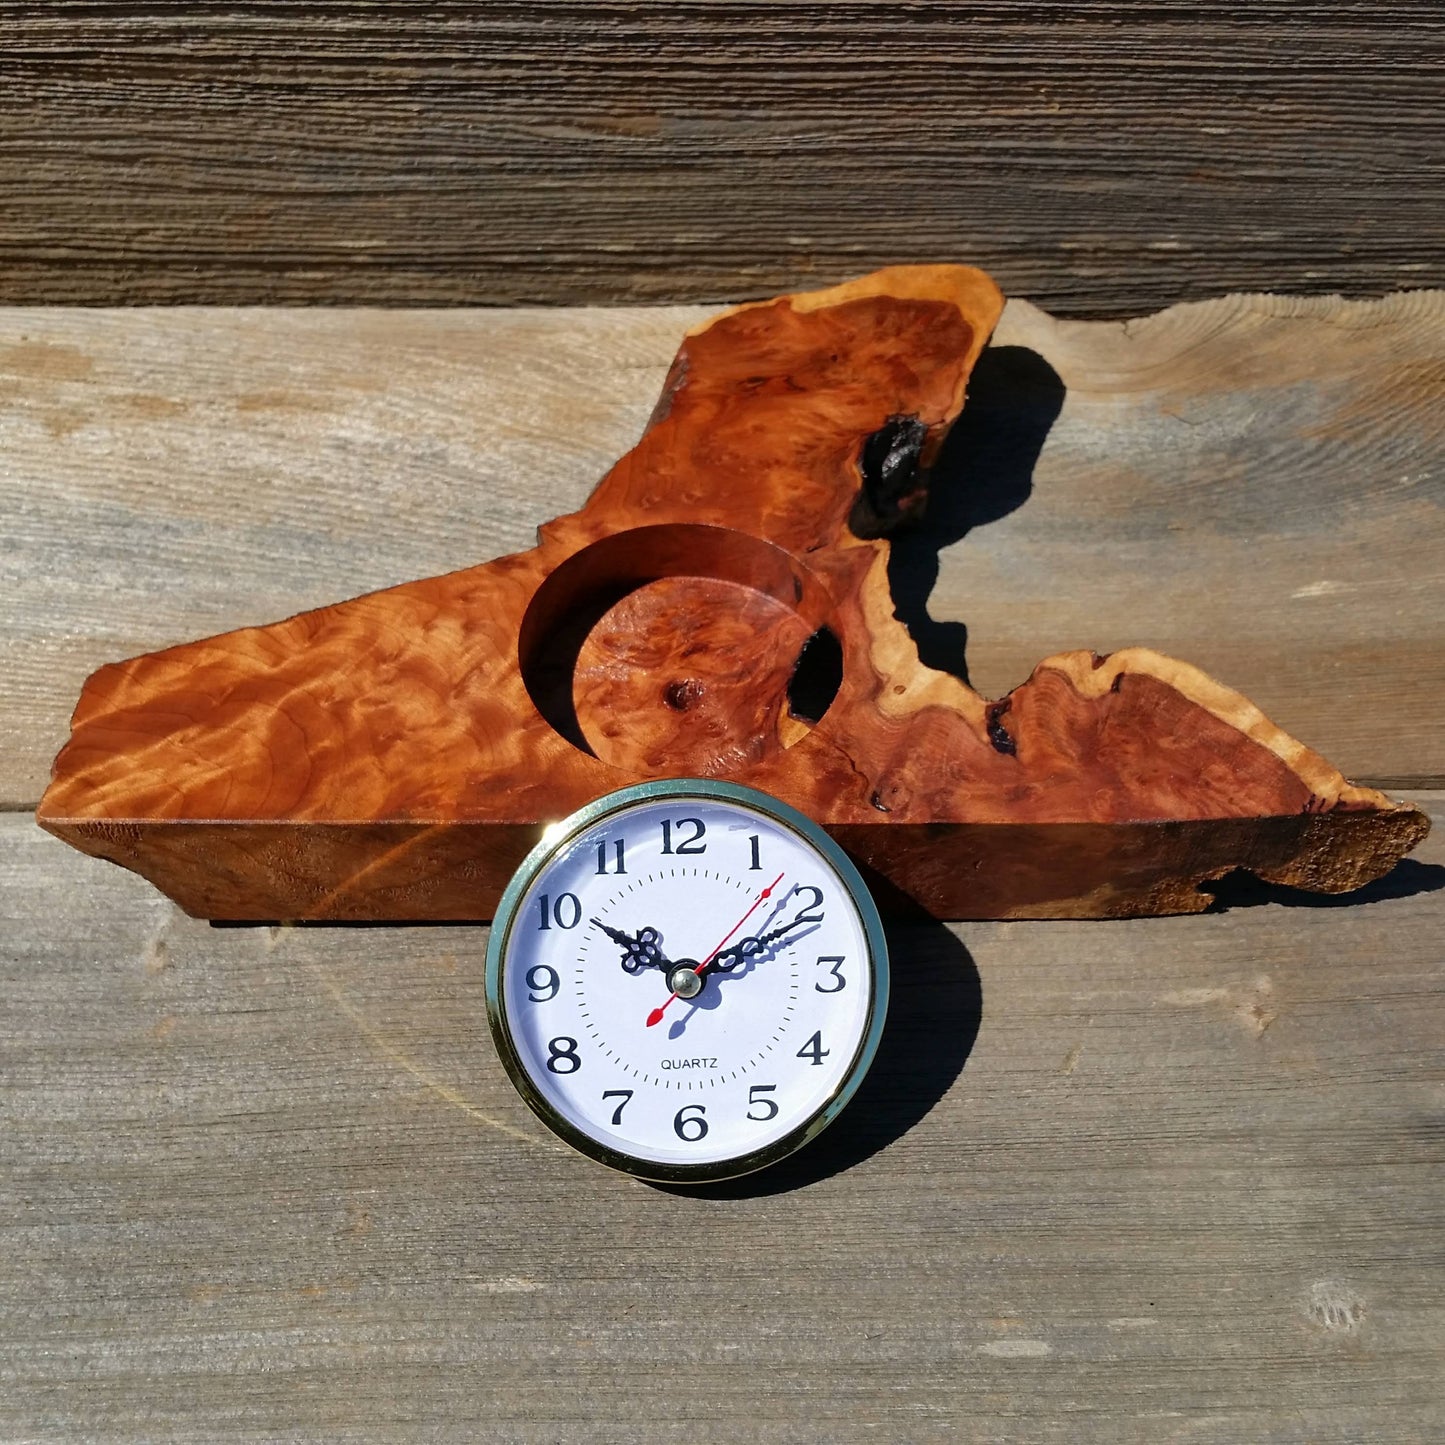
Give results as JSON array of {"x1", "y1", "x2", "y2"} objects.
[{"x1": 518, "y1": 523, "x2": 841, "y2": 765}]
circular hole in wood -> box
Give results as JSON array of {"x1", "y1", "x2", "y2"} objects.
[{"x1": 518, "y1": 524, "x2": 840, "y2": 771}]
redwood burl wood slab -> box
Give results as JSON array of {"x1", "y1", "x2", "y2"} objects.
[{"x1": 37, "y1": 266, "x2": 1429, "y2": 920}]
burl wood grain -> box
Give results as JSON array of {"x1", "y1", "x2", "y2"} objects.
[{"x1": 36, "y1": 266, "x2": 1428, "y2": 920}]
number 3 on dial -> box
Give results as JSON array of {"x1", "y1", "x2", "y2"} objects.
[{"x1": 485, "y1": 779, "x2": 889, "y2": 1183}]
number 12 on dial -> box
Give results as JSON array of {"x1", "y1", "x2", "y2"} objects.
[{"x1": 485, "y1": 779, "x2": 889, "y2": 1182}]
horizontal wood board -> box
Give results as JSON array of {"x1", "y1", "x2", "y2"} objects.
[
  {"x1": 2, "y1": 2, "x2": 1443, "y2": 311},
  {"x1": 2, "y1": 797, "x2": 1442, "y2": 1441},
  {"x1": 3, "y1": 286, "x2": 1442, "y2": 1440},
  {"x1": 4, "y1": 291, "x2": 1442, "y2": 812}
]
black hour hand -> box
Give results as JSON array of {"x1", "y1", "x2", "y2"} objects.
[{"x1": 591, "y1": 919, "x2": 669, "y2": 974}]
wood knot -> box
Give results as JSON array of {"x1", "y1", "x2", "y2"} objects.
[{"x1": 663, "y1": 679, "x2": 704, "y2": 712}]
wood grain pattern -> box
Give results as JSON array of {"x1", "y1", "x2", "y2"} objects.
[
  {"x1": 6, "y1": 294, "x2": 1440, "y2": 814},
  {"x1": 32, "y1": 269, "x2": 1428, "y2": 921},
  {"x1": 3, "y1": 798, "x2": 1442, "y2": 1441},
  {"x1": 2, "y1": 2, "x2": 1442, "y2": 311}
]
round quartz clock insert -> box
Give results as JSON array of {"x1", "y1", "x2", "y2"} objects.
[{"x1": 485, "y1": 779, "x2": 889, "y2": 1182}]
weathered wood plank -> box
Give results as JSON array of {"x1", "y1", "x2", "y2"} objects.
[
  {"x1": 4, "y1": 291, "x2": 1442, "y2": 811},
  {"x1": 2, "y1": 797, "x2": 1441, "y2": 1440},
  {"x1": 1, "y1": 2, "x2": 1441, "y2": 311}
]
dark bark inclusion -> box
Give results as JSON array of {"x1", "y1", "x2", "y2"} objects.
[
  {"x1": 849, "y1": 414, "x2": 931, "y2": 539},
  {"x1": 985, "y1": 699, "x2": 1018, "y2": 756}
]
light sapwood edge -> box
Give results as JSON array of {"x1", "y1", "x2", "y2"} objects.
[{"x1": 691, "y1": 264, "x2": 1006, "y2": 334}]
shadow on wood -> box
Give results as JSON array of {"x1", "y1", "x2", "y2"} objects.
[
  {"x1": 888, "y1": 344, "x2": 1066, "y2": 689},
  {"x1": 1203, "y1": 857, "x2": 1445, "y2": 912}
]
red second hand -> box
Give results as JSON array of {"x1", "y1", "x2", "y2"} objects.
[{"x1": 645, "y1": 871, "x2": 786, "y2": 1028}]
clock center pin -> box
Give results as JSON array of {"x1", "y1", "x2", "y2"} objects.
[{"x1": 668, "y1": 963, "x2": 704, "y2": 999}]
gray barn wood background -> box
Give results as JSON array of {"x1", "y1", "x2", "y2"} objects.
[
  {"x1": 2, "y1": 1, "x2": 1442, "y2": 312},
  {"x1": 3, "y1": 4, "x2": 1444, "y2": 1441}
]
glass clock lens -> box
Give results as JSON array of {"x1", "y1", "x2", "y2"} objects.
[{"x1": 488, "y1": 784, "x2": 887, "y2": 1180}]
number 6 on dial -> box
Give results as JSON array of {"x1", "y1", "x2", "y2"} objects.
[{"x1": 485, "y1": 778, "x2": 889, "y2": 1182}]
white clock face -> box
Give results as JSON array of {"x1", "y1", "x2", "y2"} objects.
[{"x1": 487, "y1": 783, "x2": 887, "y2": 1181}]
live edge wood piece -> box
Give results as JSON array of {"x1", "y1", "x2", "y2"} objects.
[{"x1": 36, "y1": 267, "x2": 1428, "y2": 921}]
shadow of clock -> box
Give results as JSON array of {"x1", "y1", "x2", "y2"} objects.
[{"x1": 648, "y1": 920, "x2": 982, "y2": 1199}]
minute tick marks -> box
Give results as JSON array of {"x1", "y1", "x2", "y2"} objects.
[{"x1": 488, "y1": 782, "x2": 887, "y2": 1181}]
